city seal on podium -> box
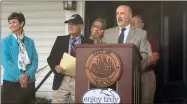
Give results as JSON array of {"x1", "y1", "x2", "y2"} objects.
[{"x1": 85, "y1": 49, "x2": 122, "y2": 87}]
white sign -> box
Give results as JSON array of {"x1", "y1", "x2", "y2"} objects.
[{"x1": 82, "y1": 88, "x2": 120, "y2": 103}]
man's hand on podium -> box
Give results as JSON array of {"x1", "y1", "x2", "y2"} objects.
[{"x1": 55, "y1": 65, "x2": 65, "y2": 73}]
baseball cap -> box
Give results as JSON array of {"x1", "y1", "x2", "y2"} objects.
[{"x1": 64, "y1": 14, "x2": 83, "y2": 24}]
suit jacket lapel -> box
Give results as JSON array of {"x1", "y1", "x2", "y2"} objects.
[
  {"x1": 111, "y1": 26, "x2": 119, "y2": 43},
  {"x1": 115, "y1": 27, "x2": 119, "y2": 43},
  {"x1": 64, "y1": 35, "x2": 70, "y2": 53},
  {"x1": 126, "y1": 27, "x2": 135, "y2": 42}
]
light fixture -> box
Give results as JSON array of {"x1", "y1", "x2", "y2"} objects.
[{"x1": 63, "y1": 1, "x2": 77, "y2": 10}]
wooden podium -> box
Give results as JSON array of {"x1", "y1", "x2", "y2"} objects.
[{"x1": 75, "y1": 44, "x2": 142, "y2": 103}]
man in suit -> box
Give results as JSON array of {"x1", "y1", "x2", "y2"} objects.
[
  {"x1": 47, "y1": 14, "x2": 93, "y2": 103},
  {"x1": 103, "y1": 5, "x2": 148, "y2": 61},
  {"x1": 131, "y1": 15, "x2": 160, "y2": 104}
]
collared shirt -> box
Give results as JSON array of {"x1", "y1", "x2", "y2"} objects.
[
  {"x1": 12, "y1": 33, "x2": 24, "y2": 42},
  {"x1": 68, "y1": 35, "x2": 81, "y2": 54},
  {"x1": 13, "y1": 33, "x2": 17, "y2": 39},
  {"x1": 118, "y1": 24, "x2": 131, "y2": 43}
]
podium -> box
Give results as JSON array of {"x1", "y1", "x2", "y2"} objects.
[{"x1": 75, "y1": 44, "x2": 142, "y2": 103}]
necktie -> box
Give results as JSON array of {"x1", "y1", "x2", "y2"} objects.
[
  {"x1": 70, "y1": 38, "x2": 76, "y2": 57},
  {"x1": 118, "y1": 28, "x2": 126, "y2": 44}
]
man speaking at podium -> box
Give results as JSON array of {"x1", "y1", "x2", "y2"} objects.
[{"x1": 102, "y1": 5, "x2": 148, "y2": 62}]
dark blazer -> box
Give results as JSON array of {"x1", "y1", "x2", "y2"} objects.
[{"x1": 47, "y1": 35, "x2": 93, "y2": 90}]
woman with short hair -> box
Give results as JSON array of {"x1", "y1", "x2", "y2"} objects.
[{"x1": 1, "y1": 12, "x2": 38, "y2": 104}]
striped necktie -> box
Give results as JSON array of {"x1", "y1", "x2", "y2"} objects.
[{"x1": 70, "y1": 38, "x2": 76, "y2": 57}]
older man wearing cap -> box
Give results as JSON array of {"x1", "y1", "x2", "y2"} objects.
[{"x1": 47, "y1": 14, "x2": 93, "y2": 103}]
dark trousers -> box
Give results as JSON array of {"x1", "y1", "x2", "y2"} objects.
[{"x1": 1, "y1": 80, "x2": 35, "y2": 104}]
